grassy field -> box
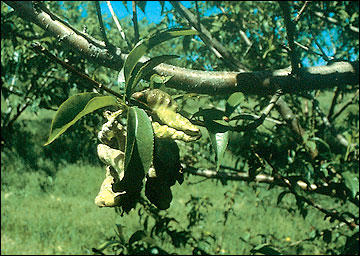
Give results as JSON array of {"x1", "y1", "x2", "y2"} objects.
[{"x1": 1, "y1": 159, "x2": 347, "y2": 255}]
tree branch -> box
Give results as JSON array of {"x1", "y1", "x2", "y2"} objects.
[
  {"x1": 170, "y1": 1, "x2": 249, "y2": 72},
  {"x1": 5, "y1": 1, "x2": 359, "y2": 96},
  {"x1": 132, "y1": 1, "x2": 140, "y2": 45},
  {"x1": 279, "y1": 1, "x2": 300, "y2": 74},
  {"x1": 183, "y1": 164, "x2": 359, "y2": 209}
]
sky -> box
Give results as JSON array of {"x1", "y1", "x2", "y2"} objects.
[
  {"x1": 99, "y1": 1, "x2": 222, "y2": 25},
  {"x1": 99, "y1": 1, "x2": 190, "y2": 25}
]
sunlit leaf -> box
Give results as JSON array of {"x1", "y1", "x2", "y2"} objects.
[
  {"x1": 209, "y1": 130, "x2": 229, "y2": 172},
  {"x1": 44, "y1": 93, "x2": 119, "y2": 146}
]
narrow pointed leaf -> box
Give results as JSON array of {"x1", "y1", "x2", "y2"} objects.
[
  {"x1": 124, "y1": 106, "x2": 154, "y2": 175},
  {"x1": 124, "y1": 28, "x2": 198, "y2": 99},
  {"x1": 342, "y1": 171, "x2": 359, "y2": 198},
  {"x1": 206, "y1": 122, "x2": 229, "y2": 172},
  {"x1": 126, "y1": 55, "x2": 179, "y2": 98},
  {"x1": 208, "y1": 129, "x2": 229, "y2": 172},
  {"x1": 44, "y1": 93, "x2": 119, "y2": 146}
]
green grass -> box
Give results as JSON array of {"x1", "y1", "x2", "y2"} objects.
[
  {"x1": 1, "y1": 164, "x2": 118, "y2": 254},
  {"x1": 1, "y1": 158, "x2": 354, "y2": 255}
]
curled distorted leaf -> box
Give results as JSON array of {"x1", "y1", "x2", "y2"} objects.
[
  {"x1": 152, "y1": 122, "x2": 199, "y2": 142},
  {"x1": 153, "y1": 138, "x2": 183, "y2": 186},
  {"x1": 98, "y1": 110, "x2": 126, "y2": 150},
  {"x1": 132, "y1": 89, "x2": 201, "y2": 137},
  {"x1": 97, "y1": 144, "x2": 125, "y2": 174},
  {"x1": 95, "y1": 166, "x2": 141, "y2": 212},
  {"x1": 144, "y1": 138, "x2": 183, "y2": 210},
  {"x1": 95, "y1": 166, "x2": 126, "y2": 207}
]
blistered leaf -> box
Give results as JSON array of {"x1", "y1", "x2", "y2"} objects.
[
  {"x1": 132, "y1": 89, "x2": 201, "y2": 137},
  {"x1": 44, "y1": 93, "x2": 118, "y2": 146}
]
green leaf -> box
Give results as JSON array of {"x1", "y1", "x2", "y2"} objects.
[
  {"x1": 194, "y1": 108, "x2": 227, "y2": 121},
  {"x1": 127, "y1": 54, "x2": 179, "y2": 98},
  {"x1": 129, "y1": 230, "x2": 147, "y2": 246},
  {"x1": 124, "y1": 28, "x2": 198, "y2": 99},
  {"x1": 229, "y1": 113, "x2": 258, "y2": 121},
  {"x1": 212, "y1": 131, "x2": 229, "y2": 172},
  {"x1": 342, "y1": 171, "x2": 359, "y2": 199},
  {"x1": 150, "y1": 74, "x2": 174, "y2": 87},
  {"x1": 44, "y1": 93, "x2": 119, "y2": 146},
  {"x1": 124, "y1": 106, "x2": 154, "y2": 174},
  {"x1": 226, "y1": 92, "x2": 244, "y2": 116},
  {"x1": 309, "y1": 137, "x2": 331, "y2": 152},
  {"x1": 305, "y1": 140, "x2": 317, "y2": 152},
  {"x1": 206, "y1": 120, "x2": 229, "y2": 172},
  {"x1": 136, "y1": 1, "x2": 146, "y2": 13},
  {"x1": 277, "y1": 191, "x2": 290, "y2": 205},
  {"x1": 250, "y1": 244, "x2": 282, "y2": 255}
]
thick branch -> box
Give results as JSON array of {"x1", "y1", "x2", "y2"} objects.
[
  {"x1": 155, "y1": 61, "x2": 359, "y2": 95},
  {"x1": 5, "y1": 1, "x2": 124, "y2": 70},
  {"x1": 5, "y1": 1, "x2": 359, "y2": 96}
]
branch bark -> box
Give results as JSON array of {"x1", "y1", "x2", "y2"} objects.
[{"x1": 5, "y1": 1, "x2": 359, "y2": 96}]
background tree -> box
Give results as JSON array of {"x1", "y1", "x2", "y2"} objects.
[{"x1": 1, "y1": 1, "x2": 358, "y2": 254}]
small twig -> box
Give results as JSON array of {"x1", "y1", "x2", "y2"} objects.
[
  {"x1": 260, "y1": 154, "x2": 357, "y2": 230},
  {"x1": 132, "y1": 1, "x2": 140, "y2": 45},
  {"x1": 312, "y1": 10, "x2": 359, "y2": 33},
  {"x1": 293, "y1": 40, "x2": 324, "y2": 58},
  {"x1": 170, "y1": 1, "x2": 249, "y2": 72},
  {"x1": 31, "y1": 43, "x2": 123, "y2": 99},
  {"x1": 244, "y1": 90, "x2": 282, "y2": 130},
  {"x1": 327, "y1": 87, "x2": 340, "y2": 120},
  {"x1": 275, "y1": 97, "x2": 319, "y2": 159},
  {"x1": 293, "y1": 1, "x2": 310, "y2": 24},
  {"x1": 194, "y1": 1, "x2": 201, "y2": 27},
  {"x1": 331, "y1": 89, "x2": 359, "y2": 122},
  {"x1": 287, "y1": 222, "x2": 347, "y2": 247},
  {"x1": 306, "y1": 93, "x2": 350, "y2": 147},
  {"x1": 95, "y1": 1, "x2": 111, "y2": 49},
  {"x1": 106, "y1": 1, "x2": 131, "y2": 50},
  {"x1": 263, "y1": 91, "x2": 282, "y2": 116},
  {"x1": 310, "y1": 29, "x2": 331, "y2": 62}
]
